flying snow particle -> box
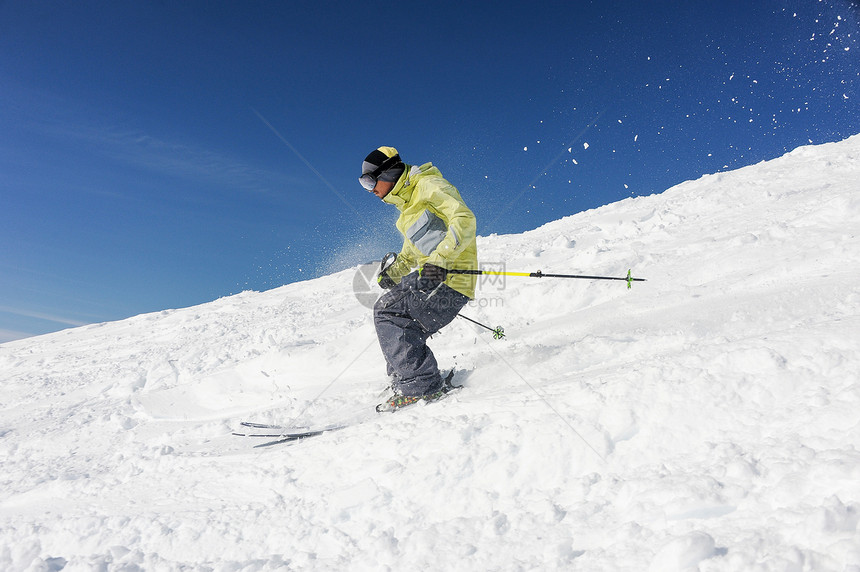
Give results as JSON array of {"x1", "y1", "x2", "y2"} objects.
[
  {"x1": 523, "y1": 147, "x2": 528, "y2": 151},
  {"x1": 583, "y1": 142, "x2": 589, "y2": 150},
  {"x1": 634, "y1": 134, "x2": 639, "y2": 142}
]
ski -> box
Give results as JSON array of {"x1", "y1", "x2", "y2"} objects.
[
  {"x1": 232, "y1": 425, "x2": 345, "y2": 447},
  {"x1": 232, "y1": 423, "x2": 348, "y2": 447},
  {"x1": 235, "y1": 421, "x2": 328, "y2": 433},
  {"x1": 235, "y1": 421, "x2": 347, "y2": 434},
  {"x1": 251, "y1": 429, "x2": 330, "y2": 448},
  {"x1": 234, "y1": 371, "x2": 463, "y2": 447},
  {"x1": 232, "y1": 430, "x2": 309, "y2": 438},
  {"x1": 239, "y1": 421, "x2": 284, "y2": 430}
]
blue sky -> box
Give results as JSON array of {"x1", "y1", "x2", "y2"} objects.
[{"x1": 2, "y1": 1, "x2": 859, "y2": 342}]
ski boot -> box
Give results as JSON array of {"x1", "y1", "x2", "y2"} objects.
[{"x1": 376, "y1": 371, "x2": 461, "y2": 412}]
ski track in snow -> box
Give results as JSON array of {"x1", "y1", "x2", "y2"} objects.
[{"x1": 1, "y1": 136, "x2": 860, "y2": 570}]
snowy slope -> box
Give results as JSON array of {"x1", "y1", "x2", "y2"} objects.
[{"x1": 1, "y1": 135, "x2": 859, "y2": 571}]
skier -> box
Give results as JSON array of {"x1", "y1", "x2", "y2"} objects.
[{"x1": 359, "y1": 146, "x2": 478, "y2": 409}]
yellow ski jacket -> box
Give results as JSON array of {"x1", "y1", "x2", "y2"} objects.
[{"x1": 382, "y1": 162, "x2": 478, "y2": 299}]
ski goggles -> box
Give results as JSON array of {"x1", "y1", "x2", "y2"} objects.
[{"x1": 359, "y1": 154, "x2": 402, "y2": 191}]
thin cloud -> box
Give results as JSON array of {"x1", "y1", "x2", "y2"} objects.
[
  {"x1": 0, "y1": 328, "x2": 36, "y2": 344},
  {"x1": 0, "y1": 305, "x2": 91, "y2": 328},
  {"x1": 2, "y1": 82, "x2": 304, "y2": 197},
  {"x1": 43, "y1": 122, "x2": 301, "y2": 195}
]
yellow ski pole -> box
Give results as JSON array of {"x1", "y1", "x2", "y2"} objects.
[{"x1": 449, "y1": 268, "x2": 646, "y2": 289}]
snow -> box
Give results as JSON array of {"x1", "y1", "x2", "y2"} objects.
[{"x1": 2, "y1": 135, "x2": 860, "y2": 570}]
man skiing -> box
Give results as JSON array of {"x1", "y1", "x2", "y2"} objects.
[{"x1": 359, "y1": 146, "x2": 478, "y2": 409}]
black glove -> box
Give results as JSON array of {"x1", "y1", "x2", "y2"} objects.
[
  {"x1": 418, "y1": 264, "x2": 448, "y2": 290},
  {"x1": 377, "y1": 271, "x2": 396, "y2": 290}
]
